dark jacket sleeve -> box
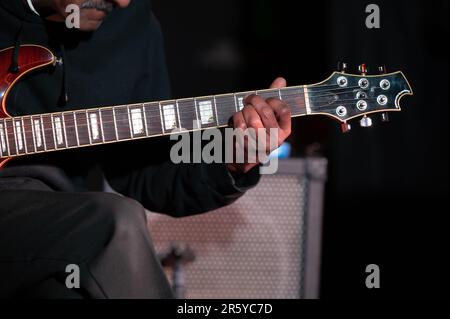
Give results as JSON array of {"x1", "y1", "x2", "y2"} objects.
[
  {"x1": 104, "y1": 157, "x2": 260, "y2": 217},
  {"x1": 102, "y1": 10, "x2": 260, "y2": 217}
]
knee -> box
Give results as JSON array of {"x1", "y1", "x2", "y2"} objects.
[{"x1": 85, "y1": 193, "x2": 148, "y2": 236}]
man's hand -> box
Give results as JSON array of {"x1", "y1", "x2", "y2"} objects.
[{"x1": 226, "y1": 77, "x2": 292, "y2": 176}]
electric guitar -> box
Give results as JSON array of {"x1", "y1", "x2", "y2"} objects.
[{"x1": 0, "y1": 45, "x2": 413, "y2": 169}]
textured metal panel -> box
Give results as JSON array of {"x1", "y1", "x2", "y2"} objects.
[{"x1": 147, "y1": 158, "x2": 326, "y2": 299}]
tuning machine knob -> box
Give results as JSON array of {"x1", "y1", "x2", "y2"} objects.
[
  {"x1": 341, "y1": 122, "x2": 352, "y2": 133},
  {"x1": 381, "y1": 112, "x2": 390, "y2": 122},
  {"x1": 338, "y1": 62, "x2": 348, "y2": 73},
  {"x1": 358, "y1": 64, "x2": 367, "y2": 75},
  {"x1": 360, "y1": 115, "x2": 373, "y2": 128}
]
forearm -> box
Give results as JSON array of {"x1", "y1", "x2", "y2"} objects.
[{"x1": 104, "y1": 160, "x2": 260, "y2": 217}]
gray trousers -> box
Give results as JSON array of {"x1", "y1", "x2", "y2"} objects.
[{"x1": 0, "y1": 176, "x2": 174, "y2": 299}]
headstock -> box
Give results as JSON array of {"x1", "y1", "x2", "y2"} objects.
[{"x1": 308, "y1": 64, "x2": 413, "y2": 132}]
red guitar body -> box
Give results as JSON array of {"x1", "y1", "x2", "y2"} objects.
[{"x1": 0, "y1": 45, "x2": 55, "y2": 168}]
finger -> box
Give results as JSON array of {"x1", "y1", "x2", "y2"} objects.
[
  {"x1": 270, "y1": 77, "x2": 287, "y2": 89},
  {"x1": 232, "y1": 111, "x2": 247, "y2": 131},
  {"x1": 233, "y1": 112, "x2": 249, "y2": 163},
  {"x1": 267, "y1": 98, "x2": 292, "y2": 135},
  {"x1": 241, "y1": 104, "x2": 264, "y2": 130},
  {"x1": 232, "y1": 112, "x2": 248, "y2": 157},
  {"x1": 244, "y1": 94, "x2": 279, "y2": 129}
]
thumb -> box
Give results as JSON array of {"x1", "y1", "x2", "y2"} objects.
[{"x1": 270, "y1": 77, "x2": 287, "y2": 89}]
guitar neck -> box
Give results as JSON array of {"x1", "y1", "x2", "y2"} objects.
[{"x1": 1, "y1": 85, "x2": 311, "y2": 158}]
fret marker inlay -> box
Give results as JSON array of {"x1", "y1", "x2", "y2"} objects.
[
  {"x1": 130, "y1": 108, "x2": 144, "y2": 135},
  {"x1": 238, "y1": 97, "x2": 244, "y2": 110},
  {"x1": 162, "y1": 104, "x2": 177, "y2": 130},
  {"x1": 34, "y1": 119, "x2": 42, "y2": 148},
  {"x1": 0, "y1": 123, "x2": 6, "y2": 153},
  {"x1": 89, "y1": 113, "x2": 100, "y2": 140},
  {"x1": 198, "y1": 101, "x2": 215, "y2": 125},
  {"x1": 15, "y1": 121, "x2": 23, "y2": 151},
  {"x1": 54, "y1": 117, "x2": 64, "y2": 145}
]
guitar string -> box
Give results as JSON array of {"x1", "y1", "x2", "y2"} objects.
[
  {"x1": 1, "y1": 82, "x2": 392, "y2": 145},
  {"x1": 2, "y1": 96, "x2": 384, "y2": 133},
  {"x1": 1, "y1": 96, "x2": 387, "y2": 155},
  {"x1": 1, "y1": 96, "x2": 387, "y2": 142},
  {"x1": 3, "y1": 86, "x2": 387, "y2": 129}
]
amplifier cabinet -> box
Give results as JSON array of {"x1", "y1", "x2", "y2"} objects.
[{"x1": 148, "y1": 158, "x2": 327, "y2": 299}]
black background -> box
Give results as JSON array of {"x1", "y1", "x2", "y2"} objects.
[{"x1": 152, "y1": 0, "x2": 449, "y2": 298}]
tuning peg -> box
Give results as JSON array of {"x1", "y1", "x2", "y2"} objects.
[
  {"x1": 360, "y1": 115, "x2": 373, "y2": 128},
  {"x1": 378, "y1": 65, "x2": 387, "y2": 74},
  {"x1": 338, "y1": 62, "x2": 348, "y2": 73},
  {"x1": 341, "y1": 122, "x2": 352, "y2": 133},
  {"x1": 358, "y1": 64, "x2": 367, "y2": 75},
  {"x1": 381, "y1": 112, "x2": 390, "y2": 122}
]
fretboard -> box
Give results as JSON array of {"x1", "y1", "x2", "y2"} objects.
[{"x1": 0, "y1": 85, "x2": 311, "y2": 158}]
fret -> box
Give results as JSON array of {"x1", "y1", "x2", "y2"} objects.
[
  {"x1": 143, "y1": 102, "x2": 163, "y2": 136},
  {"x1": 196, "y1": 97, "x2": 217, "y2": 129},
  {"x1": 142, "y1": 104, "x2": 149, "y2": 136},
  {"x1": 5, "y1": 119, "x2": 17, "y2": 155},
  {"x1": 100, "y1": 108, "x2": 117, "y2": 142},
  {"x1": 20, "y1": 118, "x2": 29, "y2": 153},
  {"x1": 280, "y1": 87, "x2": 307, "y2": 116},
  {"x1": 29, "y1": 116, "x2": 37, "y2": 153},
  {"x1": 214, "y1": 94, "x2": 236, "y2": 126},
  {"x1": 158, "y1": 102, "x2": 165, "y2": 134},
  {"x1": 87, "y1": 110, "x2": 102, "y2": 144},
  {"x1": 126, "y1": 105, "x2": 133, "y2": 138},
  {"x1": 213, "y1": 96, "x2": 219, "y2": 126},
  {"x1": 177, "y1": 98, "x2": 198, "y2": 131},
  {"x1": 98, "y1": 109, "x2": 105, "y2": 143},
  {"x1": 73, "y1": 112, "x2": 80, "y2": 146},
  {"x1": 85, "y1": 110, "x2": 92, "y2": 144},
  {"x1": 63, "y1": 112, "x2": 78, "y2": 148},
  {"x1": 50, "y1": 115, "x2": 58, "y2": 149},
  {"x1": 38, "y1": 115, "x2": 47, "y2": 151},
  {"x1": 0, "y1": 120, "x2": 9, "y2": 157},
  {"x1": 22, "y1": 117, "x2": 35, "y2": 153},
  {"x1": 112, "y1": 108, "x2": 118, "y2": 140},
  {"x1": 12, "y1": 119, "x2": 20, "y2": 154},
  {"x1": 52, "y1": 114, "x2": 66, "y2": 148},
  {"x1": 15, "y1": 119, "x2": 26, "y2": 154},
  {"x1": 62, "y1": 114, "x2": 68, "y2": 147},
  {"x1": 161, "y1": 101, "x2": 179, "y2": 132},
  {"x1": 128, "y1": 104, "x2": 146, "y2": 138},
  {"x1": 303, "y1": 86, "x2": 311, "y2": 114},
  {"x1": 74, "y1": 111, "x2": 91, "y2": 146},
  {"x1": 175, "y1": 100, "x2": 181, "y2": 130},
  {"x1": 114, "y1": 106, "x2": 132, "y2": 140}
]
